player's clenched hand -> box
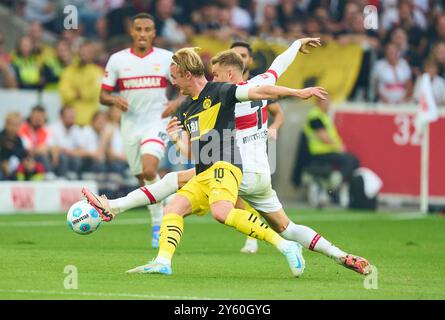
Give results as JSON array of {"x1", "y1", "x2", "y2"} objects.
[
  {"x1": 166, "y1": 116, "x2": 183, "y2": 143},
  {"x1": 298, "y1": 37, "x2": 322, "y2": 54},
  {"x1": 112, "y1": 96, "x2": 129, "y2": 112},
  {"x1": 295, "y1": 87, "x2": 328, "y2": 100}
]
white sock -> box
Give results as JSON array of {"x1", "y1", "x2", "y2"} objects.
[
  {"x1": 280, "y1": 221, "x2": 346, "y2": 261},
  {"x1": 145, "y1": 175, "x2": 164, "y2": 227},
  {"x1": 109, "y1": 172, "x2": 179, "y2": 215},
  {"x1": 154, "y1": 256, "x2": 171, "y2": 266}
]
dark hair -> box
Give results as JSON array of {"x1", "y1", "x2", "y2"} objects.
[
  {"x1": 131, "y1": 13, "x2": 155, "y2": 23},
  {"x1": 32, "y1": 105, "x2": 46, "y2": 113},
  {"x1": 60, "y1": 105, "x2": 74, "y2": 116},
  {"x1": 230, "y1": 41, "x2": 253, "y2": 56}
]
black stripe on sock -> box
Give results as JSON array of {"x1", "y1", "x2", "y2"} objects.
[
  {"x1": 167, "y1": 240, "x2": 177, "y2": 247},
  {"x1": 167, "y1": 236, "x2": 178, "y2": 246},
  {"x1": 252, "y1": 216, "x2": 257, "y2": 223},
  {"x1": 168, "y1": 228, "x2": 182, "y2": 237},
  {"x1": 167, "y1": 225, "x2": 183, "y2": 236},
  {"x1": 248, "y1": 213, "x2": 253, "y2": 221}
]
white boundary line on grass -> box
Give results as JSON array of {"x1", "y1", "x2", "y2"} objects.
[{"x1": 0, "y1": 289, "x2": 227, "y2": 300}]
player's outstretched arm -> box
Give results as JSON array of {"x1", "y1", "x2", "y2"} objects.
[
  {"x1": 243, "y1": 84, "x2": 328, "y2": 101},
  {"x1": 266, "y1": 37, "x2": 321, "y2": 82}
]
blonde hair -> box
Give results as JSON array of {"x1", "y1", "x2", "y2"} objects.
[
  {"x1": 5, "y1": 112, "x2": 22, "y2": 126},
  {"x1": 211, "y1": 49, "x2": 244, "y2": 72},
  {"x1": 172, "y1": 47, "x2": 205, "y2": 76}
]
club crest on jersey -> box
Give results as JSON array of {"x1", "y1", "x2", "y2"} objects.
[
  {"x1": 153, "y1": 64, "x2": 161, "y2": 72},
  {"x1": 203, "y1": 98, "x2": 212, "y2": 109}
]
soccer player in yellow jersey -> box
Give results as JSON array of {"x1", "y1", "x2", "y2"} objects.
[{"x1": 123, "y1": 47, "x2": 328, "y2": 276}]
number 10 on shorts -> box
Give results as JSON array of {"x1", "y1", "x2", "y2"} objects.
[{"x1": 214, "y1": 168, "x2": 225, "y2": 179}]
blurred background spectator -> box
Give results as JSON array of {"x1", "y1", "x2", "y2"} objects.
[
  {"x1": 0, "y1": 112, "x2": 27, "y2": 180},
  {"x1": 372, "y1": 42, "x2": 413, "y2": 104},
  {"x1": 11, "y1": 35, "x2": 44, "y2": 90},
  {"x1": 76, "y1": 110, "x2": 108, "y2": 193},
  {"x1": 58, "y1": 40, "x2": 103, "y2": 126},
  {"x1": 18, "y1": 105, "x2": 52, "y2": 175},
  {"x1": 48, "y1": 105, "x2": 84, "y2": 179}
]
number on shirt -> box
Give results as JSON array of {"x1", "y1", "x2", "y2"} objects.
[{"x1": 250, "y1": 101, "x2": 264, "y2": 130}]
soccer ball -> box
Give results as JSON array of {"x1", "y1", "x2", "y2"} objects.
[{"x1": 67, "y1": 200, "x2": 101, "y2": 235}]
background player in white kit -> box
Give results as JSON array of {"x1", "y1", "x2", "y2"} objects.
[
  {"x1": 99, "y1": 13, "x2": 182, "y2": 248},
  {"x1": 84, "y1": 38, "x2": 371, "y2": 275}
]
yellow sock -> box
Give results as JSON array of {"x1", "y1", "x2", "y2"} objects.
[
  {"x1": 239, "y1": 199, "x2": 261, "y2": 241},
  {"x1": 225, "y1": 208, "x2": 283, "y2": 248},
  {"x1": 157, "y1": 213, "x2": 184, "y2": 262}
]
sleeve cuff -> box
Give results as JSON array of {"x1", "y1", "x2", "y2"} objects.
[
  {"x1": 266, "y1": 69, "x2": 278, "y2": 81},
  {"x1": 101, "y1": 84, "x2": 115, "y2": 91}
]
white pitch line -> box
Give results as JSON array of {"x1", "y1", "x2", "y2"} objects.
[
  {"x1": 0, "y1": 289, "x2": 226, "y2": 300},
  {"x1": 0, "y1": 213, "x2": 428, "y2": 228}
]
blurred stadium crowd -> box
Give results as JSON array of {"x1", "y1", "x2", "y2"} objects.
[{"x1": 1, "y1": 0, "x2": 445, "y2": 192}]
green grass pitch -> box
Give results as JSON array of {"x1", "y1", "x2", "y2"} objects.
[{"x1": 0, "y1": 208, "x2": 444, "y2": 300}]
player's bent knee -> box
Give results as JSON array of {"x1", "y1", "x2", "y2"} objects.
[
  {"x1": 210, "y1": 201, "x2": 233, "y2": 223},
  {"x1": 263, "y1": 210, "x2": 290, "y2": 233},
  {"x1": 142, "y1": 168, "x2": 157, "y2": 182},
  {"x1": 164, "y1": 195, "x2": 191, "y2": 216}
]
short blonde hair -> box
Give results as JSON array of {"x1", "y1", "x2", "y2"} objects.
[
  {"x1": 172, "y1": 47, "x2": 205, "y2": 77},
  {"x1": 211, "y1": 50, "x2": 244, "y2": 72},
  {"x1": 5, "y1": 112, "x2": 22, "y2": 126}
]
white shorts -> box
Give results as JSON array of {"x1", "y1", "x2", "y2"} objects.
[
  {"x1": 122, "y1": 123, "x2": 169, "y2": 176},
  {"x1": 239, "y1": 172, "x2": 282, "y2": 213}
]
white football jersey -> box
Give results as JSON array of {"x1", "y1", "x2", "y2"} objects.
[
  {"x1": 101, "y1": 47, "x2": 173, "y2": 134},
  {"x1": 235, "y1": 71, "x2": 277, "y2": 174}
]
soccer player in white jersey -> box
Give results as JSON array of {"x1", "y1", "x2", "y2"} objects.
[
  {"x1": 99, "y1": 13, "x2": 182, "y2": 248},
  {"x1": 84, "y1": 38, "x2": 371, "y2": 275},
  {"x1": 230, "y1": 41, "x2": 285, "y2": 254}
]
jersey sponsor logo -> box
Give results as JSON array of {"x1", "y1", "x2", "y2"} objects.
[
  {"x1": 241, "y1": 130, "x2": 268, "y2": 144},
  {"x1": 117, "y1": 76, "x2": 167, "y2": 91},
  {"x1": 186, "y1": 118, "x2": 200, "y2": 137}
]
